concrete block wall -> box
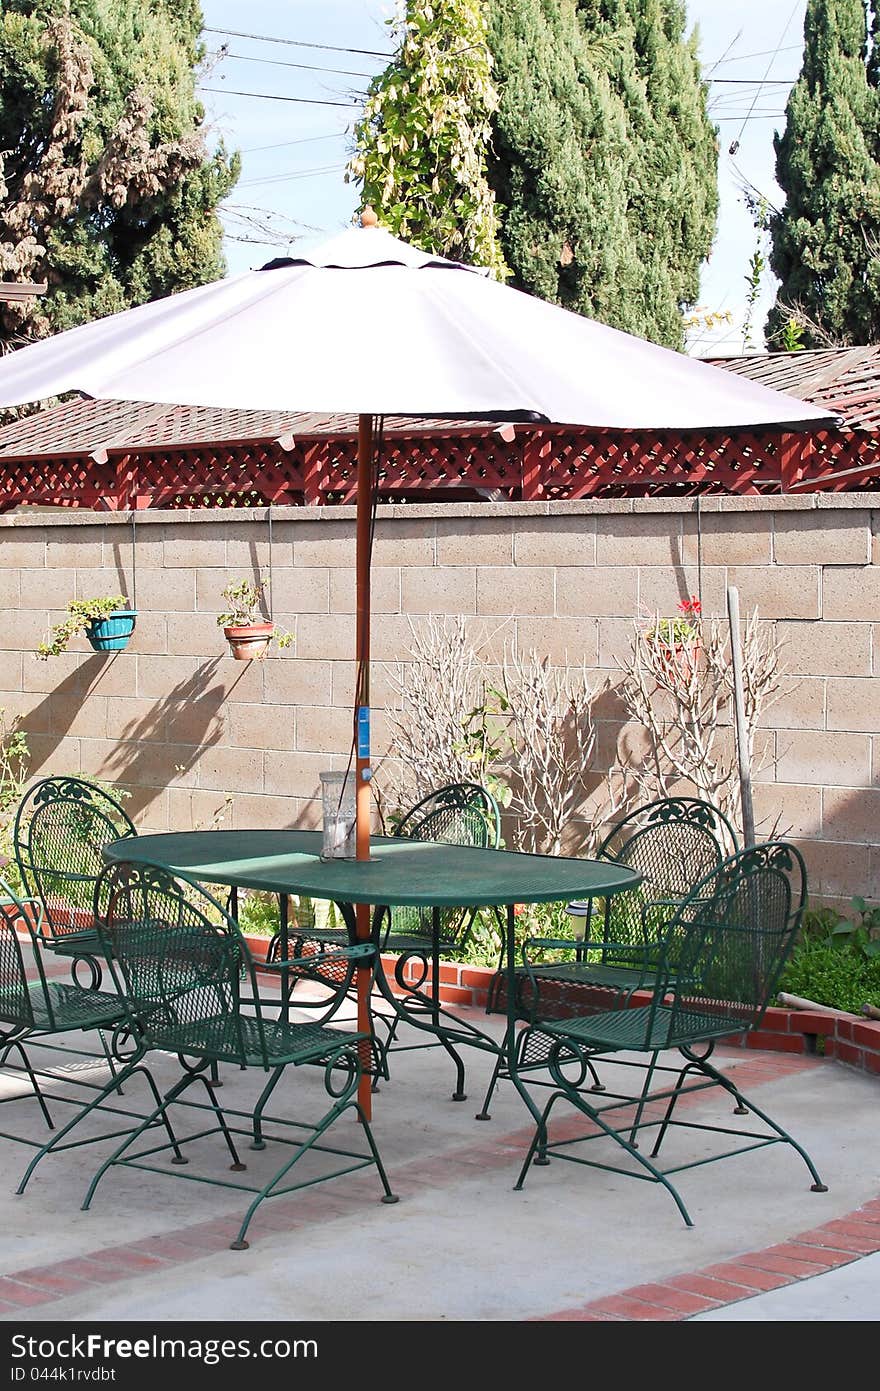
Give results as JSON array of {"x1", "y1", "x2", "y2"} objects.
[{"x1": 0, "y1": 493, "x2": 877, "y2": 907}]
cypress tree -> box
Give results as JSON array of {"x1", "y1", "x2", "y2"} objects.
[
  {"x1": 0, "y1": 0, "x2": 239, "y2": 347},
  {"x1": 488, "y1": 0, "x2": 717, "y2": 348},
  {"x1": 769, "y1": 0, "x2": 880, "y2": 346},
  {"x1": 487, "y1": 0, "x2": 642, "y2": 332}
]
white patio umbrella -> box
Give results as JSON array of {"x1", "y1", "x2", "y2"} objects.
[{"x1": 0, "y1": 215, "x2": 835, "y2": 1101}]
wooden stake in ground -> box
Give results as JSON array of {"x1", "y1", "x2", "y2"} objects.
[{"x1": 727, "y1": 585, "x2": 755, "y2": 847}]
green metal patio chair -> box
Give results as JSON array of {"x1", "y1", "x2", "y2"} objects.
[
  {"x1": 0, "y1": 874, "x2": 168, "y2": 1175},
  {"x1": 64, "y1": 860, "x2": 396, "y2": 1251},
  {"x1": 512, "y1": 841, "x2": 827, "y2": 1227},
  {"x1": 272, "y1": 782, "x2": 502, "y2": 1098},
  {"x1": 13, "y1": 775, "x2": 136, "y2": 989},
  {"x1": 477, "y1": 796, "x2": 738, "y2": 1118}
]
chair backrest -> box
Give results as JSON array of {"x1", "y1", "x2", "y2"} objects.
[
  {"x1": 395, "y1": 783, "x2": 501, "y2": 849},
  {"x1": 661, "y1": 841, "x2": 807, "y2": 1044},
  {"x1": 0, "y1": 879, "x2": 37, "y2": 1029},
  {"x1": 385, "y1": 783, "x2": 500, "y2": 950},
  {"x1": 96, "y1": 861, "x2": 258, "y2": 1064},
  {"x1": 13, "y1": 777, "x2": 136, "y2": 940},
  {"x1": 595, "y1": 797, "x2": 739, "y2": 954}
]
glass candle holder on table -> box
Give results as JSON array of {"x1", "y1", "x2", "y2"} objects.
[{"x1": 320, "y1": 771, "x2": 357, "y2": 861}]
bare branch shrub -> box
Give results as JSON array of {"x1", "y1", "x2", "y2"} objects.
[
  {"x1": 381, "y1": 615, "x2": 501, "y2": 812},
  {"x1": 381, "y1": 617, "x2": 597, "y2": 853},
  {"x1": 501, "y1": 648, "x2": 597, "y2": 855},
  {"x1": 609, "y1": 609, "x2": 785, "y2": 840}
]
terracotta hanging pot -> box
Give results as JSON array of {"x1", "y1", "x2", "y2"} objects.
[{"x1": 223, "y1": 622, "x2": 275, "y2": 661}]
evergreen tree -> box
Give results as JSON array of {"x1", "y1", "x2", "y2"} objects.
[
  {"x1": 488, "y1": 0, "x2": 717, "y2": 348},
  {"x1": 769, "y1": 0, "x2": 880, "y2": 346},
  {"x1": 347, "y1": 0, "x2": 507, "y2": 278},
  {"x1": 487, "y1": 0, "x2": 642, "y2": 332},
  {"x1": 0, "y1": 0, "x2": 239, "y2": 347}
]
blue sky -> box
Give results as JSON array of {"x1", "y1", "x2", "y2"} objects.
[{"x1": 198, "y1": 1, "x2": 808, "y2": 355}]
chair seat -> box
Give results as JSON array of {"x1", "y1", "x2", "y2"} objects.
[
  {"x1": 541, "y1": 1003, "x2": 745, "y2": 1053},
  {"x1": 0, "y1": 982, "x2": 126, "y2": 1032},
  {"x1": 146, "y1": 1012, "x2": 367, "y2": 1068}
]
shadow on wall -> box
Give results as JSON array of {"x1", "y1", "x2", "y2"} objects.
[{"x1": 18, "y1": 655, "x2": 240, "y2": 823}]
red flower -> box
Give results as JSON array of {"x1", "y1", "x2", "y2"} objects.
[
  {"x1": 678, "y1": 595, "x2": 702, "y2": 617},
  {"x1": 513, "y1": 903, "x2": 526, "y2": 916}
]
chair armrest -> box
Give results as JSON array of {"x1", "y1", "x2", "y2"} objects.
[
  {"x1": 256, "y1": 942, "x2": 375, "y2": 972},
  {"x1": 3, "y1": 895, "x2": 46, "y2": 935}
]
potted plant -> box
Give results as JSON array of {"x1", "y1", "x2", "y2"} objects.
[
  {"x1": 217, "y1": 579, "x2": 293, "y2": 661},
  {"x1": 36, "y1": 595, "x2": 137, "y2": 659},
  {"x1": 644, "y1": 596, "x2": 702, "y2": 670}
]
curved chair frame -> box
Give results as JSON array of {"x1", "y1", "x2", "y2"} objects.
[
  {"x1": 23, "y1": 860, "x2": 397, "y2": 1250},
  {"x1": 478, "y1": 796, "x2": 739, "y2": 1118},
  {"x1": 513, "y1": 841, "x2": 826, "y2": 1226},
  {"x1": 13, "y1": 776, "x2": 136, "y2": 988}
]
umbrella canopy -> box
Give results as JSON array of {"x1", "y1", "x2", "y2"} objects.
[{"x1": 0, "y1": 224, "x2": 835, "y2": 430}]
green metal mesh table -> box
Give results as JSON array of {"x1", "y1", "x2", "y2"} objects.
[{"x1": 104, "y1": 829, "x2": 641, "y2": 1116}]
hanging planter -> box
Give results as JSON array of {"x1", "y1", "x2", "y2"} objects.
[
  {"x1": 87, "y1": 608, "x2": 138, "y2": 652},
  {"x1": 643, "y1": 597, "x2": 702, "y2": 675},
  {"x1": 36, "y1": 596, "x2": 137, "y2": 660},
  {"x1": 217, "y1": 579, "x2": 293, "y2": 661}
]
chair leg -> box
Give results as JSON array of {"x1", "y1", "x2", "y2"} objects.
[
  {"x1": 649, "y1": 1053, "x2": 705, "y2": 1160},
  {"x1": 16, "y1": 1060, "x2": 177, "y2": 1195},
  {"x1": 514, "y1": 1076, "x2": 695, "y2": 1227},
  {"x1": 81, "y1": 1069, "x2": 205, "y2": 1211},
  {"x1": 475, "y1": 1049, "x2": 504, "y2": 1121},
  {"x1": 250, "y1": 1066, "x2": 284, "y2": 1149},
  {"x1": 687, "y1": 1052, "x2": 828, "y2": 1194},
  {"x1": 5, "y1": 1037, "x2": 55, "y2": 1130},
  {"x1": 229, "y1": 1085, "x2": 397, "y2": 1251}
]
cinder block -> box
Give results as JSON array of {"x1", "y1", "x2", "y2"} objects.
[
  {"x1": 598, "y1": 514, "x2": 686, "y2": 567},
  {"x1": 105, "y1": 697, "x2": 167, "y2": 743},
  {"x1": 404, "y1": 567, "x2": 477, "y2": 615},
  {"x1": 47, "y1": 536, "x2": 104, "y2": 569},
  {"x1": 758, "y1": 676, "x2": 825, "y2": 731},
  {"x1": 439, "y1": 517, "x2": 513, "y2": 566},
  {"x1": 372, "y1": 519, "x2": 435, "y2": 567},
  {"x1": 197, "y1": 745, "x2": 263, "y2": 794},
  {"x1": 290, "y1": 520, "x2": 354, "y2": 568},
  {"x1": 136, "y1": 569, "x2": 196, "y2": 613},
  {"x1": 775, "y1": 511, "x2": 871, "y2": 565},
  {"x1": 227, "y1": 701, "x2": 295, "y2": 751},
  {"x1": 556, "y1": 567, "x2": 637, "y2": 618},
  {"x1": 792, "y1": 837, "x2": 871, "y2": 899},
  {"x1": 682, "y1": 512, "x2": 772, "y2": 567},
  {"x1": 262, "y1": 750, "x2": 329, "y2": 799},
  {"x1": 777, "y1": 620, "x2": 870, "y2": 677},
  {"x1": 821, "y1": 786, "x2": 880, "y2": 844},
  {"x1": 295, "y1": 704, "x2": 357, "y2": 754},
  {"x1": 515, "y1": 616, "x2": 598, "y2": 666},
  {"x1": 727, "y1": 566, "x2": 820, "y2": 619},
  {"x1": 164, "y1": 532, "x2": 227, "y2": 568},
  {"x1": 777, "y1": 729, "x2": 871, "y2": 787},
  {"x1": 751, "y1": 782, "x2": 821, "y2": 840},
  {"x1": 294, "y1": 613, "x2": 356, "y2": 660},
  {"x1": 823, "y1": 566, "x2": 880, "y2": 621},
  {"x1": 826, "y1": 677, "x2": 880, "y2": 733},
  {"x1": 17, "y1": 569, "x2": 72, "y2": 610},
  {"x1": 515, "y1": 516, "x2": 595, "y2": 567},
  {"x1": 329, "y1": 567, "x2": 400, "y2": 613},
  {"x1": 263, "y1": 658, "x2": 332, "y2": 708}
]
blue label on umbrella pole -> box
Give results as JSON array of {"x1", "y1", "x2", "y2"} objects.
[{"x1": 357, "y1": 706, "x2": 370, "y2": 758}]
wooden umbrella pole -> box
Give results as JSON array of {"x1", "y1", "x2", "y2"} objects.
[{"x1": 355, "y1": 412, "x2": 374, "y2": 1118}]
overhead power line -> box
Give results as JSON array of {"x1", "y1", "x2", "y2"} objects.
[
  {"x1": 208, "y1": 49, "x2": 374, "y2": 79},
  {"x1": 703, "y1": 43, "x2": 802, "y2": 68},
  {"x1": 203, "y1": 26, "x2": 392, "y2": 60},
  {"x1": 240, "y1": 132, "x2": 347, "y2": 154},
  {"x1": 201, "y1": 86, "x2": 359, "y2": 109}
]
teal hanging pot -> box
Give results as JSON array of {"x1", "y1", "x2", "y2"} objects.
[{"x1": 86, "y1": 609, "x2": 137, "y2": 652}]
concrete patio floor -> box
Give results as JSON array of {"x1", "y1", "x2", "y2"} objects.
[{"x1": 1, "y1": 988, "x2": 879, "y2": 1326}]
